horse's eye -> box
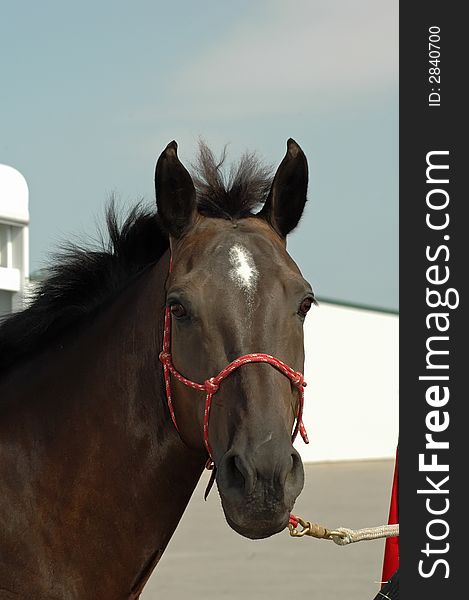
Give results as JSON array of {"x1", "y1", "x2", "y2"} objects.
[
  {"x1": 170, "y1": 303, "x2": 187, "y2": 318},
  {"x1": 298, "y1": 297, "x2": 314, "y2": 317}
]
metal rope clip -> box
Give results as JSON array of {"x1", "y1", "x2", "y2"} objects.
[{"x1": 288, "y1": 515, "x2": 347, "y2": 541}]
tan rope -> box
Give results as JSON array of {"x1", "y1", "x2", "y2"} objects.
[{"x1": 329, "y1": 524, "x2": 399, "y2": 546}]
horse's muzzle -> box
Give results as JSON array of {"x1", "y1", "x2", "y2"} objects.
[{"x1": 215, "y1": 445, "x2": 305, "y2": 539}]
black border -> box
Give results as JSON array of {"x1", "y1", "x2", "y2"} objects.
[{"x1": 400, "y1": 3, "x2": 464, "y2": 595}]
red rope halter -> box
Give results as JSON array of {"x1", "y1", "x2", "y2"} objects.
[{"x1": 159, "y1": 258, "x2": 309, "y2": 468}]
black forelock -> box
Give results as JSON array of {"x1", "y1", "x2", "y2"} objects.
[{"x1": 191, "y1": 141, "x2": 273, "y2": 220}]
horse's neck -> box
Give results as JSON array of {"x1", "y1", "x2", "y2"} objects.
[{"x1": 0, "y1": 255, "x2": 206, "y2": 599}]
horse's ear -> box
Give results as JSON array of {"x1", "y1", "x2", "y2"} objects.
[
  {"x1": 259, "y1": 138, "x2": 308, "y2": 237},
  {"x1": 155, "y1": 141, "x2": 196, "y2": 238}
]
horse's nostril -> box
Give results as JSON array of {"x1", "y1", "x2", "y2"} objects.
[
  {"x1": 221, "y1": 454, "x2": 254, "y2": 494},
  {"x1": 225, "y1": 455, "x2": 245, "y2": 489},
  {"x1": 234, "y1": 456, "x2": 248, "y2": 485},
  {"x1": 291, "y1": 452, "x2": 300, "y2": 472},
  {"x1": 285, "y1": 450, "x2": 304, "y2": 493}
]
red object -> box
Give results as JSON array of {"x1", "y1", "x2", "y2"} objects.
[
  {"x1": 381, "y1": 448, "x2": 399, "y2": 583},
  {"x1": 160, "y1": 255, "x2": 309, "y2": 468},
  {"x1": 289, "y1": 515, "x2": 299, "y2": 528}
]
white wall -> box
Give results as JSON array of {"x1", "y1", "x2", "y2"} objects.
[{"x1": 294, "y1": 302, "x2": 398, "y2": 462}]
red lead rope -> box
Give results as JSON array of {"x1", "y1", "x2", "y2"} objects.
[{"x1": 159, "y1": 257, "x2": 309, "y2": 468}]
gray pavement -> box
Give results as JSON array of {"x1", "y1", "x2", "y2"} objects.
[{"x1": 142, "y1": 460, "x2": 395, "y2": 600}]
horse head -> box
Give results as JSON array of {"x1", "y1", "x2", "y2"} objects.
[{"x1": 155, "y1": 139, "x2": 313, "y2": 539}]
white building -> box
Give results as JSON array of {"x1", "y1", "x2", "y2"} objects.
[
  {"x1": 296, "y1": 301, "x2": 398, "y2": 462},
  {"x1": 0, "y1": 164, "x2": 30, "y2": 315}
]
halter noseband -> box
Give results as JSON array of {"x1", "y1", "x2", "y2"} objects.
[{"x1": 159, "y1": 257, "x2": 309, "y2": 469}]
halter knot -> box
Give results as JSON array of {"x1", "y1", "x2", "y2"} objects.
[
  {"x1": 292, "y1": 372, "x2": 306, "y2": 388},
  {"x1": 159, "y1": 351, "x2": 171, "y2": 365},
  {"x1": 204, "y1": 377, "x2": 220, "y2": 395}
]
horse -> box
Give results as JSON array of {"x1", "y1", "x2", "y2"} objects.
[{"x1": 0, "y1": 138, "x2": 313, "y2": 599}]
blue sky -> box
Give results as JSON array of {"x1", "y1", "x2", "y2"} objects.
[{"x1": 1, "y1": 0, "x2": 398, "y2": 310}]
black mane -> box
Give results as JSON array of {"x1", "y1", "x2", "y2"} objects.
[
  {"x1": 0, "y1": 145, "x2": 273, "y2": 376},
  {"x1": 0, "y1": 205, "x2": 167, "y2": 376}
]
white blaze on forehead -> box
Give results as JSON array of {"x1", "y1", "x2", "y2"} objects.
[{"x1": 228, "y1": 244, "x2": 258, "y2": 293}]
